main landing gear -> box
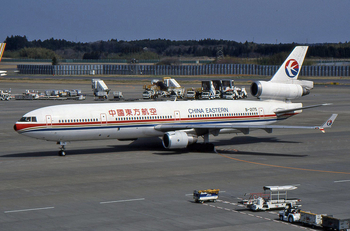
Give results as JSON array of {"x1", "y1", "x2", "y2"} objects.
[{"x1": 57, "y1": 141, "x2": 67, "y2": 156}]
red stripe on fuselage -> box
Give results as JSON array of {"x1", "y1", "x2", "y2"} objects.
[{"x1": 15, "y1": 114, "x2": 280, "y2": 132}]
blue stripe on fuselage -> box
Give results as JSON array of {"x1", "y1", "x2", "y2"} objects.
[{"x1": 19, "y1": 117, "x2": 277, "y2": 134}]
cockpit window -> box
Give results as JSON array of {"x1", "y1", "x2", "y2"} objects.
[{"x1": 19, "y1": 117, "x2": 37, "y2": 122}]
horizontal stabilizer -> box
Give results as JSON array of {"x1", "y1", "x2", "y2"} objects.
[
  {"x1": 274, "y1": 103, "x2": 332, "y2": 115},
  {"x1": 318, "y1": 114, "x2": 338, "y2": 133}
]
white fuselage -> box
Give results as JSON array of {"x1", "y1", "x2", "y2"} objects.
[{"x1": 14, "y1": 99, "x2": 302, "y2": 142}]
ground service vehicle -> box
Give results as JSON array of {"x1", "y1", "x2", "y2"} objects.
[
  {"x1": 278, "y1": 208, "x2": 350, "y2": 230},
  {"x1": 143, "y1": 77, "x2": 185, "y2": 99},
  {"x1": 279, "y1": 205, "x2": 301, "y2": 223},
  {"x1": 242, "y1": 185, "x2": 301, "y2": 211},
  {"x1": 200, "y1": 80, "x2": 215, "y2": 99},
  {"x1": 200, "y1": 91, "x2": 211, "y2": 100},
  {"x1": 92, "y1": 79, "x2": 110, "y2": 100},
  {"x1": 185, "y1": 90, "x2": 196, "y2": 99},
  {"x1": 222, "y1": 91, "x2": 235, "y2": 100},
  {"x1": 112, "y1": 91, "x2": 124, "y2": 100},
  {"x1": 193, "y1": 189, "x2": 219, "y2": 203},
  {"x1": 0, "y1": 90, "x2": 11, "y2": 100},
  {"x1": 142, "y1": 90, "x2": 154, "y2": 99}
]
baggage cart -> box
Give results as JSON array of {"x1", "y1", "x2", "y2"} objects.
[
  {"x1": 322, "y1": 215, "x2": 350, "y2": 231},
  {"x1": 300, "y1": 211, "x2": 325, "y2": 227},
  {"x1": 193, "y1": 189, "x2": 219, "y2": 203}
]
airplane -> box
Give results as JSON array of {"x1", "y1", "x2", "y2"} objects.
[
  {"x1": 0, "y1": 43, "x2": 7, "y2": 76},
  {"x1": 14, "y1": 46, "x2": 338, "y2": 156}
]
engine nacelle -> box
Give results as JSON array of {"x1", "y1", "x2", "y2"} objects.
[
  {"x1": 162, "y1": 131, "x2": 198, "y2": 149},
  {"x1": 250, "y1": 81, "x2": 312, "y2": 100}
]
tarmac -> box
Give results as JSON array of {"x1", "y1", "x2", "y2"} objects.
[{"x1": 0, "y1": 79, "x2": 349, "y2": 231}]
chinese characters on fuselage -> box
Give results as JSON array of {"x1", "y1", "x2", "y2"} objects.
[{"x1": 108, "y1": 108, "x2": 157, "y2": 117}]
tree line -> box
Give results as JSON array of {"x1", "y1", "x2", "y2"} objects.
[{"x1": 3, "y1": 35, "x2": 350, "y2": 65}]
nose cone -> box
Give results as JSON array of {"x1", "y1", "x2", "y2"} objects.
[{"x1": 13, "y1": 122, "x2": 22, "y2": 133}]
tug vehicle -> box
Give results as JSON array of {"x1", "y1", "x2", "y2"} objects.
[{"x1": 279, "y1": 204, "x2": 301, "y2": 223}]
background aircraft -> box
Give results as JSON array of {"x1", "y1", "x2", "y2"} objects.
[{"x1": 0, "y1": 43, "x2": 7, "y2": 76}]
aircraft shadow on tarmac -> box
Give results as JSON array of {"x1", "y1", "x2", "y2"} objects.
[
  {"x1": 215, "y1": 149, "x2": 307, "y2": 158},
  {"x1": 216, "y1": 136, "x2": 300, "y2": 146},
  {"x1": 1, "y1": 137, "x2": 185, "y2": 158},
  {"x1": 2, "y1": 136, "x2": 306, "y2": 158},
  {"x1": 213, "y1": 136, "x2": 307, "y2": 158}
]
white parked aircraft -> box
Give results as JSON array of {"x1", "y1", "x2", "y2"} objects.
[
  {"x1": 14, "y1": 46, "x2": 337, "y2": 156},
  {"x1": 0, "y1": 43, "x2": 7, "y2": 76}
]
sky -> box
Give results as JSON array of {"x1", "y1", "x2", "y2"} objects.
[{"x1": 2, "y1": 0, "x2": 350, "y2": 44}]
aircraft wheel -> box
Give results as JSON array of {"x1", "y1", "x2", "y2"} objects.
[
  {"x1": 59, "y1": 150, "x2": 66, "y2": 156},
  {"x1": 288, "y1": 216, "x2": 294, "y2": 223}
]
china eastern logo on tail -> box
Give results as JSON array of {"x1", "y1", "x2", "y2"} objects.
[
  {"x1": 326, "y1": 119, "x2": 333, "y2": 126},
  {"x1": 285, "y1": 59, "x2": 299, "y2": 77}
]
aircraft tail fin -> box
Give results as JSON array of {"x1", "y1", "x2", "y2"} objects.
[
  {"x1": 270, "y1": 46, "x2": 308, "y2": 83},
  {"x1": 0, "y1": 43, "x2": 6, "y2": 62}
]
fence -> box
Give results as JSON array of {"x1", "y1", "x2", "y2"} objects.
[{"x1": 17, "y1": 64, "x2": 350, "y2": 77}]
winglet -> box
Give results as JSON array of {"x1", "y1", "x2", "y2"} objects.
[{"x1": 318, "y1": 114, "x2": 338, "y2": 133}]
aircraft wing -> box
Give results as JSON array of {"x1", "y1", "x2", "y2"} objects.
[{"x1": 154, "y1": 114, "x2": 338, "y2": 134}]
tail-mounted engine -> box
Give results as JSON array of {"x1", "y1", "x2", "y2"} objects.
[
  {"x1": 250, "y1": 80, "x2": 313, "y2": 100},
  {"x1": 162, "y1": 131, "x2": 198, "y2": 149}
]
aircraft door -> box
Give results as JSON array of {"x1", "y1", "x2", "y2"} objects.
[
  {"x1": 174, "y1": 110, "x2": 181, "y2": 121},
  {"x1": 46, "y1": 115, "x2": 52, "y2": 127},
  {"x1": 100, "y1": 113, "x2": 107, "y2": 125},
  {"x1": 258, "y1": 108, "x2": 264, "y2": 118}
]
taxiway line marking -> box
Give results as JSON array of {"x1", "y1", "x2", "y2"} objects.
[
  {"x1": 4, "y1": 207, "x2": 54, "y2": 214},
  {"x1": 206, "y1": 200, "x2": 315, "y2": 230},
  {"x1": 217, "y1": 152, "x2": 350, "y2": 175},
  {"x1": 100, "y1": 198, "x2": 145, "y2": 204}
]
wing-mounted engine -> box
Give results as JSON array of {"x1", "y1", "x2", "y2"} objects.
[
  {"x1": 250, "y1": 80, "x2": 313, "y2": 100},
  {"x1": 162, "y1": 131, "x2": 198, "y2": 149}
]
